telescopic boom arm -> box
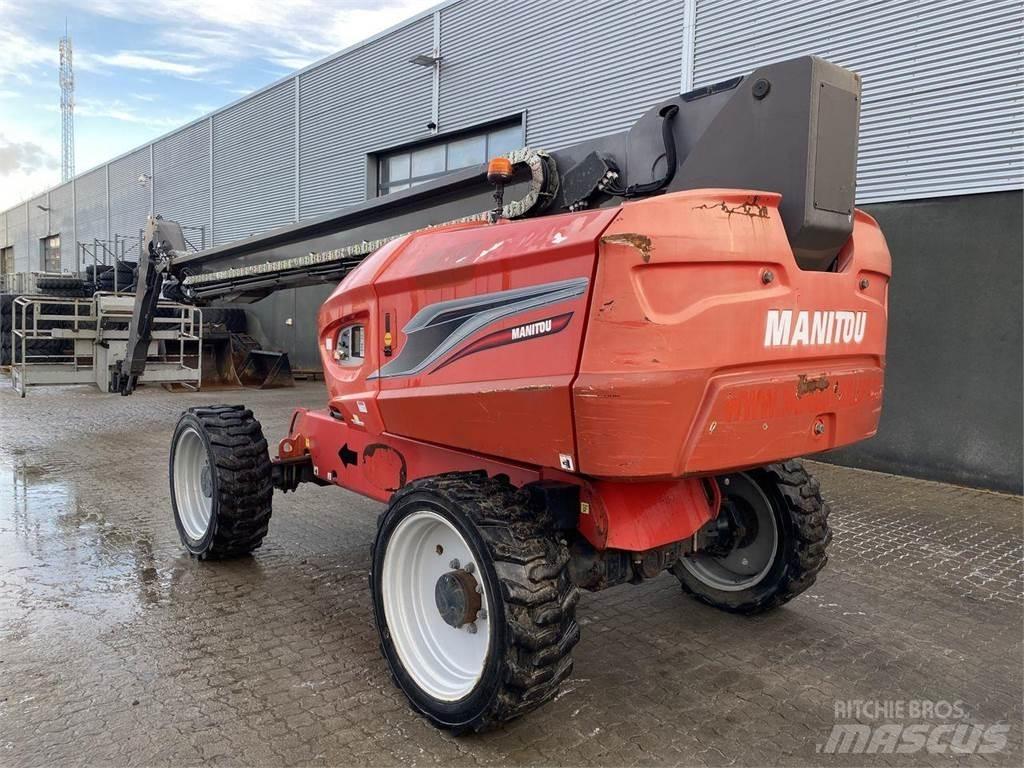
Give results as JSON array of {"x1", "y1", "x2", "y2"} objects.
[{"x1": 117, "y1": 55, "x2": 860, "y2": 394}]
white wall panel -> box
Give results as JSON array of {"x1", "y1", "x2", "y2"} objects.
[
  {"x1": 440, "y1": 0, "x2": 687, "y2": 149},
  {"x1": 108, "y1": 148, "x2": 151, "y2": 260},
  {"x1": 28, "y1": 194, "x2": 48, "y2": 269},
  {"x1": 212, "y1": 80, "x2": 296, "y2": 245},
  {"x1": 154, "y1": 120, "x2": 211, "y2": 247},
  {"x1": 693, "y1": 0, "x2": 1024, "y2": 202},
  {"x1": 75, "y1": 167, "x2": 108, "y2": 252},
  {"x1": 9, "y1": 204, "x2": 29, "y2": 272},
  {"x1": 298, "y1": 15, "x2": 432, "y2": 218},
  {"x1": 49, "y1": 182, "x2": 75, "y2": 271}
]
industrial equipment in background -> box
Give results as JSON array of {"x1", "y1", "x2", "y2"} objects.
[{"x1": 142, "y1": 56, "x2": 885, "y2": 732}]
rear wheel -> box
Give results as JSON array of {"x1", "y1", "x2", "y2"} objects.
[
  {"x1": 169, "y1": 405, "x2": 273, "y2": 558},
  {"x1": 371, "y1": 472, "x2": 580, "y2": 733},
  {"x1": 674, "y1": 460, "x2": 831, "y2": 614}
]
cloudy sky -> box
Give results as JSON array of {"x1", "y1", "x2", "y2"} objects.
[{"x1": 0, "y1": 0, "x2": 438, "y2": 209}]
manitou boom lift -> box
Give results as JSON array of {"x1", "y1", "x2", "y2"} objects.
[{"x1": 140, "y1": 56, "x2": 888, "y2": 732}]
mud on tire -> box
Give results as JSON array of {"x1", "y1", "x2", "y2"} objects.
[
  {"x1": 371, "y1": 472, "x2": 580, "y2": 733},
  {"x1": 673, "y1": 460, "x2": 831, "y2": 615},
  {"x1": 169, "y1": 405, "x2": 273, "y2": 559}
]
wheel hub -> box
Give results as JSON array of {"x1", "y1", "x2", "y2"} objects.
[
  {"x1": 679, "y1": 472, "x2": 779, "y2": 591},
  {"x1": 435, "y1": 568, "x2": 481, "y2": 628}
]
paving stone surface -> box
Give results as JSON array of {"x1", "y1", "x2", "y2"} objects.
[{"x1": 0, "y1": 383, "x2": 1020, "y2": 767}]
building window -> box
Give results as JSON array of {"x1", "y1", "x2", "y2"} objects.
[
  {"x1": 377, "y1": 120, "x2": 523, "y2": 196},
  {"x1": 40, "y1": 235, "x2": 60, "y2": 272},
  {"x1": 0, "y1": 246, "x2": 12, "y2": 275}
]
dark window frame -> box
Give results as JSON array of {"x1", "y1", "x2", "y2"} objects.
[
  {"x1": 374, "y1": 114, "x2": 525, "y2": 197},
  {"x1": 40, "y1": 234, "x2": 61, "y2": 272}
]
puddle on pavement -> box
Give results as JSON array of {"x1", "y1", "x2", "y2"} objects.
[{"x1": 0, "y1": 453, "x2": 167, "y2": 630}]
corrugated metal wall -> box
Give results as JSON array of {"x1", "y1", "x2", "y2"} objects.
[
  {"x1": 154, "y1": 120, "x2": 211, "y2": 240},
  {"x1": 9, "y1": 204, "x2": 28, "y2": 272},
  {"x1": 298, "y1": 16, "x2": 433, "y2": 218},
  {"x1": 441, "y1": 0, "x2": 687, "y2": 148},
  {"x1": 75, "y1": 168, "x2": 108, "y2": 251},
  {"x1": 2, "y1": 0, "x2": 1021, "y2": 256},
  {"x1": 50, "y1": 183, "x2": 75, "y2": 271},
  {"x1": 212, "y1": 80, "x2": 297, "y2": 245},
  {"x1": 108, "y1": 148, "x2": 151, "y2": 248},
  {"x1": 28, "y1": 194, "x2": 49, "y2": 269},
  {"x1": 692, "y1": 0, "x2": 1024, "y2": 202}
]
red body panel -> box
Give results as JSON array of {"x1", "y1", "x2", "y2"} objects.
[
  {"x1": 284, "y1": 188, "x2": 891, "y2": 552},
  {"x1": 370, "y1": 209, "x2": 616, "y2": 468},
  {"x1": 574, "y1": 190, "x2": 890, "y2": 478}
]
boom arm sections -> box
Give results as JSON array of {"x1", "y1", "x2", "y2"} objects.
[{"x1": 114, "y1": 55, "x2": 861, "y2": 395}]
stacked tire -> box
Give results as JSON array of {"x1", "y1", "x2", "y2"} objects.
[
  {"x1": 96, "y1": 261, "x2": 137, "y2": 293},
  {"x1": 36, "y1": 275, "x2": 87, "y2": 298},
  {"x1": 1, "y1": 294, "x2": 13, "y2": 365}
]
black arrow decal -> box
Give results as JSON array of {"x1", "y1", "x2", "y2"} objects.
[{"x1": 339, "y1": 444, "x2": 358, "y2": 467}]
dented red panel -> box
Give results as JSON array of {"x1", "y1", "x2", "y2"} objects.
[{"x1": 574, "y1": 190, "x2": 890, "y2": 478}]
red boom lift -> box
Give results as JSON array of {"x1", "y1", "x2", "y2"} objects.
[{"x1": 127, "y1": 56, "x2": 889, "y2": 731}]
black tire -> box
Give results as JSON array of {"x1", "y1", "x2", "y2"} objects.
[
  {"x1": 169, "y1": 405, "x2": 273, "y2": 559},
  {"x1": 371, "y1": 472, "x2": 580, "y2": 733},
  {"x1": 85, "y1": 264, "x2": 113, "y2": 280},
  {"x1": 673, "y1": 460, "x2": 831, "y2": 615},
  {"x1": 36, "y1": 276, "x2": 84, "y2": 291}
]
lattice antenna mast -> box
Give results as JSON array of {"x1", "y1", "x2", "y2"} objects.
[{"x1": 59, "y1": 23, "x2": 75, "y2": 182}]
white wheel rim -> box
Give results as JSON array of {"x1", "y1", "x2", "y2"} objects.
[
  {"x1": 173, "y1": 426, "x2": 214, "y2": 541},
  {"x1": 382, "y1": 509, "x2": 491, "y2": 702}
]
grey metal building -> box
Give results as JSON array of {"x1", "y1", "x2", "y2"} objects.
[{"x1": 2, "y1": 0, "x2": 1021, "y2": 491}]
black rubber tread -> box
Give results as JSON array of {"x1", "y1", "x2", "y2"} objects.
[
  {"x1": 36, "y1": 276, "x2": 84, "y2": 291},
  {"x1": 674, "y1": 459, "x2": 831, "y2": 615},
  {"x1": 372, "y1": 472, "x2": 580, "y2": 733},
  {"x1": 85, "y1": 264, "x2": 113, "y2": 279},
  {"x1": 170, "y1": 404, "x2": 273, "y2": 559}
]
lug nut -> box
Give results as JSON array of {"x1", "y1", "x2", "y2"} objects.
[
  {"x1": 449, "y1": 558, "x2": 460, "y2": 569},
  {"x1": 466, "y1": 622, "x2": 477, "y2": 634},
  {"x1": 464, "y1": 561, "x2": 475, "y2": 574},
  {"x1": 477, "y1": 608, "x2": 488, "y2": 620}
]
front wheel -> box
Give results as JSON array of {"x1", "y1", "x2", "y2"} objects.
[
  {"x1": 169, "y1": 405, "x2": 273, "y2": 558},
  {"x1": 673, "y1": 460, "x2": 831, "y2": 614},
  {"x1": 370, "y1": 472, "x2": 580, "y2": 733}
]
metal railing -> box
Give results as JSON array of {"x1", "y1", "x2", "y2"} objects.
[
  {"x1": 0, "y1": 272, "x2": 68, "y2": 295},
  {"x1": 7, "y1": 293, "x2": 202, "y2": 396}
]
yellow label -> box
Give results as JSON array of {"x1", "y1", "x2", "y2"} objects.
[
  {"x1": 580, "y1": 501, "x2": 590, "y2": 515},
  {"x1": 383, "y1": 332, "x2": 393, "y2": 346}
]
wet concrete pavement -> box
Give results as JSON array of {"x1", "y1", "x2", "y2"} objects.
[{"x1": 0, "y1": 383, "x2": 1021, "y2": 767}]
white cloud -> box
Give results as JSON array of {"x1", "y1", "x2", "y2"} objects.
[
  {"x1": 71, "y1": 97, "x2": 215, "y2": 131},
  {"x1": 0, "y1": 135, "x2": 58, "y2": 176},
  {"x1": 0, "y1": 134, "x2": 60, "y2": 209},
  {"x1": 87, "y1": 0, "x2": 439, "y2": 73},
  {"x1": 0, "y1": 27, "x2": 54, "y2": 85},
  {"x1": 0, "y1": 0, "x2": 441, "y2": 210},
  {"x1": 86, "y1": 51, "x2": 213, "y2": 78}
]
